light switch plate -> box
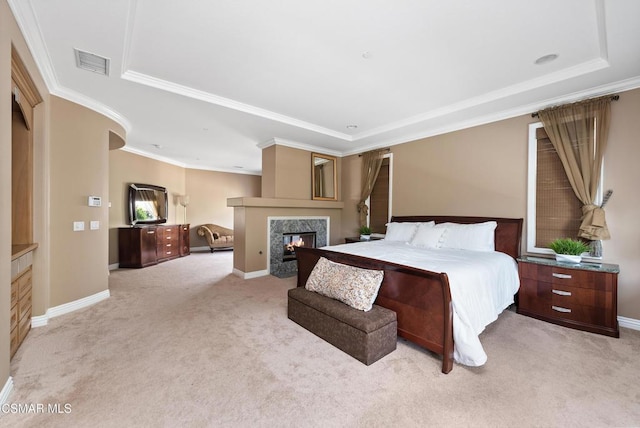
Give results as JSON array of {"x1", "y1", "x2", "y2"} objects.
[
  {"x1": 90, "y1": 221, "x2": 99, "y2": 230},
  {"x1": 73, "y1": 221, "x2": 85, "y2": 231}
]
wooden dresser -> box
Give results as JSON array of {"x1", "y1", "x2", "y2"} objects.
[
  {"x1": 517, "y1": 256, "x2": 619, "y2": 337},
  {"x1": 119, "y1": 224, "x2": 190, "y2": 268},
  {"x1": 11, "y1": 244, "x2": 37, "y2": 359}
]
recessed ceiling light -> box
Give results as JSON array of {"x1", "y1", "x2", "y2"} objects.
[
  {"x1": 534, "y1": 54, "x2": 559, "y2": 65},
  {"x1": 362, "y1": 51, "x2": 372, "y2": 59},
  {"x1": 151, "y1": 144, "x2": 162, "y2": 149},
  {"x1": 346, "y1": 124, "x2": 358, "y2": 129}
]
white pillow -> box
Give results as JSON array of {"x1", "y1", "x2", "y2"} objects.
[
  {"x1": 409, "y1": 223, "x2": 446, "y2": 248},
  {"x1": 435, "y1": 221, "x2": 497, "y2": 251},
  {"x1": 384, "y1": 222, "x2": 432, "y2": 242},
  {"x1": 305, "y1": 257, "x2": 384, "y2": 312}
]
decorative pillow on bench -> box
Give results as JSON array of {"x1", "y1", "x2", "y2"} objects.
[{"x1": 305, "y1": 257, "x2": 384, "y2": 312}]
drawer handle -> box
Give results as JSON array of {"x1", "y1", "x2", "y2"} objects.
[
  {"x1": 166, "y1": 243, "x2": 172, "y2": 247},
  {"x1": 552, "y1": 305, "x2": 572, "y2": 313},
  {"x1": 552, "y1": 273, "x2": 572, "y2": 279},
  {"x1": 552, "y1": 289, "x2": 572, "y2": 296},
  {"x1": 147, "y1": 230, "x2": 155, "y2": 234}
]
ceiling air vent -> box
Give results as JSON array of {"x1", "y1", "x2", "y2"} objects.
[{"x1": 74, "y1": 49, "x2": 110, "y2": 76}]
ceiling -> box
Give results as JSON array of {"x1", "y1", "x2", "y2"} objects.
[{"x1": 9, "y1": 0, "x2": 640, "y2": 175}]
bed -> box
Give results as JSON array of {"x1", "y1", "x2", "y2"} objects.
[{"x1": 295, "y1": 215, "x2": 523, "y2": 373}]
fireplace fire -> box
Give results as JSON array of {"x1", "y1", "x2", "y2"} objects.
[{"x1": 282, "y1": 232, "x2": 316, "y2": 262}]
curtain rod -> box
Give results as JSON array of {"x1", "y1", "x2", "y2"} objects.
[
  {"x1": 358, "y1": 148, "x2": 390, "y2": 157},
  {"x1": 531, "y1": 95, "x2": 619, "y2": 118}
]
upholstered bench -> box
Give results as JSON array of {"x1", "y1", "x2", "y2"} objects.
[{"x1": 287, "y1": 287, "x2": 397, "y2": 365}]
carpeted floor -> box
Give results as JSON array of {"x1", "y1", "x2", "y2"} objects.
[{"x1": 2, "y1": 251, "x2": 640, "y2": 427}]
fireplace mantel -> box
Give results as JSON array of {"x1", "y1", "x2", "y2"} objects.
[{"x1": 228, "y1": 197, "x2": 344, "y2": 209}]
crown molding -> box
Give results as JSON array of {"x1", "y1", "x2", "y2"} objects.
[
  {"x1": 341, "y1": 75, "x2": 640, "y2": 157},
  {"x1": 8, "y1": 0, "x2": 132, "y2": 134},
  {"x1": 257, "y1": 138, "x2": 343, "y2": 157}
]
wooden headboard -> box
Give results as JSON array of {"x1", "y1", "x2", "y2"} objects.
[{"x1": 390, "y1": 216, "x2": 523, "y2": 259}]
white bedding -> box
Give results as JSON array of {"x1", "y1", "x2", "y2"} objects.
[{"x1": 321, "y1": 240, "x2": 520, "y2": 366}]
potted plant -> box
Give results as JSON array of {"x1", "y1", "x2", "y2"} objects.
[
  {"x1": 359, "y1": 225, "x2": 372, "y2": 240},
  {"x1": 549, "y1": 238, "x2": 590, "y2": 263}
]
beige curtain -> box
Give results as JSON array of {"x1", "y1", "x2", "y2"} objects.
[
  {"x1": 538, "y1": 96, "x2": 612, "y2": 240},
  {"x1": 357, "y1": 149, "x2": 386, "y2": 226}
]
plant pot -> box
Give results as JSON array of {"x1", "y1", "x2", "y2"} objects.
[
  {"x1": 555, "y1": 253, "x2": 581, "y2": 264},
  {"x1": 360, "y1": 234, "x2": 371, "y2": 241}
]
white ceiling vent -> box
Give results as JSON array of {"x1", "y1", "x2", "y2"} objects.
[{"x1": 74, "y1": 49, "x2": 110, "y2": 76}]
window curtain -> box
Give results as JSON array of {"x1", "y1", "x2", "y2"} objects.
[
  {"x1": 538, "y1": 96, "x2": 612, "y2": 240},
  {"x1": 357, "y1": 149, "x2": 386, "y2": 227}
]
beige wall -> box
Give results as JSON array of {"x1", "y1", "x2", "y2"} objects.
[
  {"x1": 341, "y1": 89, "x2": 640, "y2": 320},
  {"x1": 108, "y1": 149, "x2": 261, "y2": 263},
  {"x1": 262, "y1": 144, "x2": 342, "y2": 200},
  {"x1": 108, "y1": 150, "x2": 186, "y2": 264},
  {"x1": 392, "y1": 115, "x2": 529, "y2": 218},
  {"x1": 49, "y1": 96, "x2": 125, "y2": 307},
  {"x1": 603, "y1": 88, "x2": 640, "y2": 320},
  {"x1": 340, "y1": 154, "x2": 363, "y2": 238},
  {"x1": 185, "y1": 168, "x2": 260, "y2": 248}
]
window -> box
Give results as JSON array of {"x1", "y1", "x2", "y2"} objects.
[
  {"x1": 366, "y1": 153, "x2": 392, "y2": 234},
  {"x1": 527, "y1": 122, "x2": 602, "y2": 256}
]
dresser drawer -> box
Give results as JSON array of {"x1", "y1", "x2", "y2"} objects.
[
  {"x1": 519, "y1": 262, "x2": 613, "y2": 291},
  {"x1": 10, "y1": 327, "x2": 19, "y2": 358},
  {"x1": 519, "y1": 278, "x2": 614, "y2": 327},
  {"x1": 517, "y1": 258, "x2": 619, "y2": 337},
  {"x1": 18, "y1": 271, "x2": 32, "y2": 301},
  {"x1": 10, "y1": 301, "x2": 18, "y2": 331},
  {"x1": 11, "y1": 277, "x2": 18, "y2": 308}
]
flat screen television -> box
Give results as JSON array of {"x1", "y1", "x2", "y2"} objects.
[{"x1": 128, "y1": 183, "x2": 168, "y2": 225}]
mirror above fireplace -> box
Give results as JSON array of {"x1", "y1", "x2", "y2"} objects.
[{"x1": 311, "y1": 153, "x2": 337, "y2": 201}]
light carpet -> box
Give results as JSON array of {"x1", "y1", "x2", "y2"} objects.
[{"x1": 2, "y1": 251, "x2": 639, "y2": 427}]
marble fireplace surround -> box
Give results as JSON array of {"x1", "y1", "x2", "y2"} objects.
[{"x1": 268, "y1": 216, "x2": 329, "y2": 278}]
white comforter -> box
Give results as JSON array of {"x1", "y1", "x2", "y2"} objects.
[{"x1": 321, "y1": 241, "x2": 520, "y2": 366}]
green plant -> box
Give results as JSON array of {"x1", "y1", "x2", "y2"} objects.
[
  {"x1": 549, "y1": 238, "x2": 590, "y2": 255},
  {"x1": 359, "y1": 225, "x2": 372, "y2": 235}
]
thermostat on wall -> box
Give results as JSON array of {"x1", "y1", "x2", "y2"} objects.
[{"x1": 88, "y1": 196, "x2": 102, "y2": 207}]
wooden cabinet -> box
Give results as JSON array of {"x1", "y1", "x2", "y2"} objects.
[
  {"x1": 179, "y1": 224, "x2": 190, "y2": 256},
  {"x1": 156, "y1": 225, "x2": 179, "y2": 262},
  {"x1": 119, "y1": 224, "x2": 190, "y2": 268},
  {"x1": 11, "y1": 266, "x2": 32, "y2": 358},
  {"x1": 517, "y1": 256, "x2": 619, "y2": 337}
]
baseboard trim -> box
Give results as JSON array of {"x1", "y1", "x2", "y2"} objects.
[
  {"x1": 618, "y1": 316, "x2": 640, "y2": 331},
  {"x1": 0, "y1": 376, "x2": 13, "y2": 406},
  {"x1": 31, "y1": 289, "x2": 111, "y2": 328},
  {"x1": 232, "y1": 268, "x2": 269, "y2": 279},
  {"x1": 108, "y1": 263, "x2": 119, "y2": 271}
]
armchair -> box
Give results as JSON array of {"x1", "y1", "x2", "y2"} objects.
[{"x1": 197, "y1": 224, "x2": 234, "y2": 252}]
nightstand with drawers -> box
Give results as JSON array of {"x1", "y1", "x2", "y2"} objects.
[{"x1": 517, "y1": 256, "x2": 619, "y2": 338}]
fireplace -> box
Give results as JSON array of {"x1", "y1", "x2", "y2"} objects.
[
  {"x1": 269, "y1": 217, "x2": 328, "y2": 278},
  {"x1": 282, "y1": 232, "x2": 316, "y2": 262}
]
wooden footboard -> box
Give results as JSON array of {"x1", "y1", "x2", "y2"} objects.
[{"x1": 295, "y1": 246, "x2": 454, "y2": 373}]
